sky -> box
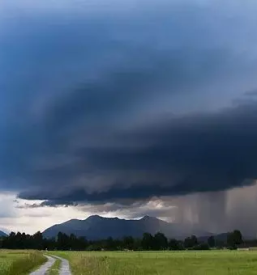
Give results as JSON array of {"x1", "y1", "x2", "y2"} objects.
[{"x1": 1, "y1": 0, "x2": 257, "y2": 235}]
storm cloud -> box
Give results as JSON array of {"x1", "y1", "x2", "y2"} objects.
[
  {"x1": 17, "y1": 100, "x2": 257, "y2": 206},
  {"x1": 1, "y1": 0, "x2": 257, "y2": 212}
]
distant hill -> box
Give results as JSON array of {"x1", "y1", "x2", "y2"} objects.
[
  {"x1": 43, "y1": 215, "x2": 210, "y2": 240},
  {"x1": 0, "y1": 230, "x2": 7, "y2": 237}
]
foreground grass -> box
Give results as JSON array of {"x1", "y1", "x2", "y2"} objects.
[
  {"x1": 53, "y1": 250, "x2": 257, "y2": 275},
  {"x1": 48, "y1": 257, "x2": 61, "y2": 275},
  {"x1": 0, "y1": 250, "x2": 46, "y2": 275}
]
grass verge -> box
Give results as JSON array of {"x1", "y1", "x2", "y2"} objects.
[
  {"x1": 48, "y1": 257, "x2": 61, "y2": 275},
  {"x1": 0, "y1": 251, "x2": 46, "y2": 275}
]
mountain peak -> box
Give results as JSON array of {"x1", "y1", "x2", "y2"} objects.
[
  {"x1": 85, "y1": 215, "x2": 103, "y2": 221},
  {"x1": 141, "y1": 215, "x2": 157, "y2": 221}
]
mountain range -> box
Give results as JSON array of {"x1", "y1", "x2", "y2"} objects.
[
  {"x1": 0, "y1": 230, "x2": 7, "y2": 237},
  {"x1": 43, "y1": 215, "x2": 211, "y2": 240}
]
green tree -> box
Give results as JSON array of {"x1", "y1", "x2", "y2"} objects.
[
  {"x1": 153, "y1": 232, "x2": 168, "y2": 250},
  {"x1": 124, "y1": 236, "x2": 135, "y2": 250},
  {"x1": 168, "y1": 239, "x2": 180, "y2": 250},
  {"x1": 33, "y1": 231, "x2": 43, "y2": 250},
  {"x1": 233, "y1": 230, "x2": 243, "y2": 245},
  {"x1": 184, "y1": 235, "x2": 198, "y2": 249},
  {"x1": 227, "y1": 230, "x2": 242, "y2": 248},
  {"x1": 142, "y1": 233, "x2": 154, "y2": 250},
  {"x1": 208, "y1": 236, "x2": 215, "y2": 248}
]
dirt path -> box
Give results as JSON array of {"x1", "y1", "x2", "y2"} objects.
[
  {"x1": 30, "y1": 255, "x2": 56, "y2": 275},
  {"x1": 52, "y1": 255, "x2": 72, "y2": 275}
]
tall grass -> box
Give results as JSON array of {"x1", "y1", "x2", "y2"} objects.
[
  {"x1": 53, "y1": 250, "x2": 257, "y2": 275},
  {"x1": 67, "y1": 254, "x2": 140, "y2": 275},
  {"x1": 0, "y1": 251, "x2": 46, "y2": 275}
]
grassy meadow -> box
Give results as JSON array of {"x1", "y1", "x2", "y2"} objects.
[
  {"x1": 1, "y1": 250, "x2": 257, "y2": 274},
  {"x1": 52, "y1": 250, "x2": 257, "y2": 275},
  {"x1": 0, "y1": 250, "x2": 46, "y2": 275}
]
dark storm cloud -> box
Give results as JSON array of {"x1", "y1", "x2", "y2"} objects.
[
  {"x1": 1, "y1": 0, "x2": 257, "y2": 206},
  {"x1": 18, "y1": 100, "x2": 257, "y2": 205}
]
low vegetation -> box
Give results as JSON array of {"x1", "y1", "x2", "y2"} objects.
[
  {"x1": 53, "y1": 250, "x2": 257, "y2": 275},
  {"x1": 48, "y1": 257, "x2": 61, "y2": 275},
  {"x1": 0, "y1": 250, "x2": 46, "y2": 275}
]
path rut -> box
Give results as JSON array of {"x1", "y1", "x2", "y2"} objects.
[{"x1": 30, "y1": 255, "x2": 56, "y2": 275}]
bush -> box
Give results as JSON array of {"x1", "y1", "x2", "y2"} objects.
[{"x1": 188, "y1": 244, "x2": 210, "y2": 250}]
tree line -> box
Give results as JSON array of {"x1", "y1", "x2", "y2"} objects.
[{"x1": 0, "y1": 230, "x2": 245, "y2": 251}]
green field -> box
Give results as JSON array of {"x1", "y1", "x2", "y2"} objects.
[
  {"x1": 1, "y1": 250, "x2": 257, "y2": 274},
  {"x1": 52, "y1": 250, "x2": 257, "y2": 275},
  {"x1": 0, "y1": 250, "x2": 46, "y2": 275}
]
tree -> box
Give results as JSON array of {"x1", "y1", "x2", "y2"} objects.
[
  {"x1": 168, "y1": 239, "x2": 180, "y2": 250},
  {"x1": 57, "y1": 232, "x2": 70, "y2": 250},
  {"x1": 142, "y1": 233, "x2": 154, "y2": 250},
  {"x1": 184, "y1": 235, "x2": 198, "y2": 249},
  {"x1": 153, "y1": 232, "x2": 168, "y2": 250},
  {"x1": 233, "y1": 230, "x2": 243, "y2": 245},
  {"x1": 33, "y1": 231, "x2": 43, "y2": 250},
  {"x1": 123, "y1": 236, "x2": 135, "y2": 250},
  {"x1": 208, "y1": 236, "x2": 215, "y2": 248},
  {"x1": 227, "y1": 230, "x2": 242, "y2": 248}
]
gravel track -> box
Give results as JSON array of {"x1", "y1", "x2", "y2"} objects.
[
  {"x1": 29, "y1": 254, "x2": 72, "y2": 275},
  {"x1": 52, "y1": 255, "x2": 72, "y2": 275},
  {"x1": 30, "y1": 255, "x2": 56, "y2": 275}
]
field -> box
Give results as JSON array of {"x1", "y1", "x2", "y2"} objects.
[
  {"x1": 1, "y1": 250, "x2": 257, "y2": 274},
  {"x1": 0, "y1": 250, "x2": 46, "y2": 275},
  {"x1": 53, "y1": 250, "x2": 257, "y2": 275}
]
